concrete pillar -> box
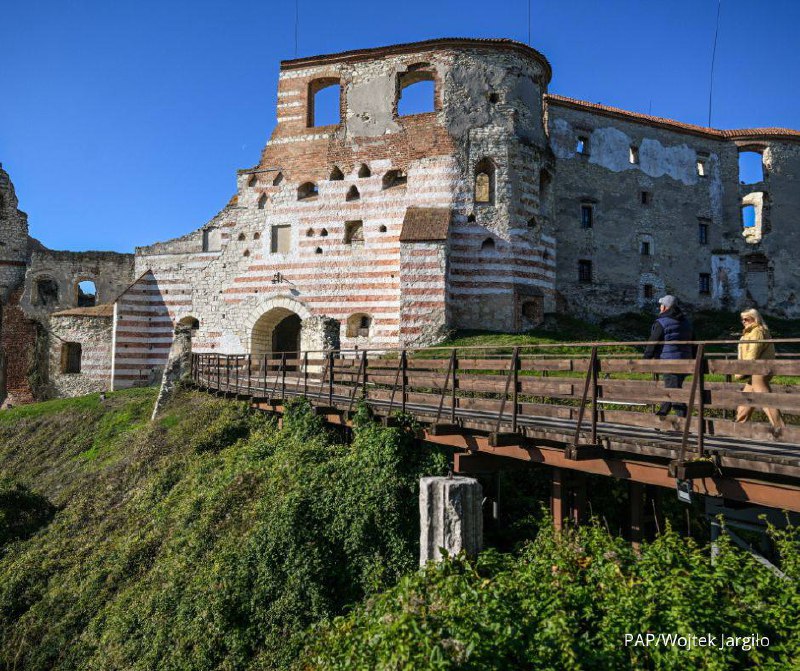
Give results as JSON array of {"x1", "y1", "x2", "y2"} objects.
[{"x1": 419, "y1": 476, "x2": 483, "y2": 566}]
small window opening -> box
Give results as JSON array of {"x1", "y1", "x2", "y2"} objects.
[
  {"x1": 243, "y1": 249, "x2": 250, "y2": 257},
  {"x1": 306, "y1": 227, "x2": 315, "y2": 237},
  {"x1": 253, "y1": 232, "x2": 261, "y2": 240},
  {"x1": 358, "y1": 164, "x2": 371, "y2": 178},
  {"x1": 272, "y1": 172, "x2": 284, "y2": 186},
  {"x1": 739, "y1": 150, "x2": 765, "y2": 184},
  {"x1": 329, "y1": 166, "x2": 344, "y2": 181},
  {"x1": 699, "y1": 273, "x2": 711, "y2": 295},
  {"x1": 580, "y1": 204, "x2": 593, "y2": 228},
  {"x1": 527, "y1": 217, "x2": 537, "y2": 228},
  {"x1": 61, "y1": 342, "x2": 82, "y2": 374},
  {"x1": 247, "y1": 174, "x2": 258, "y2": 187},
  {"x1": 271, "y1": 225, "x2": 291, "y2": 254},
  {"x1": 539, "y1": 168, "x2": 552, "y2": 218},
  {"x1": 696, "y1": 152, "x2": 709, "y2": 177},
  {"x1": 488, "y1": 91, "x2": 500, "y2": 104},
  {"x1": 382, "y1": 169, "x2": 407, "y2": 189},
  {"x1": 202, "y1": 226, "x2": 221, "y2": 252},
  {"x1": 578, "y1": 259, "x2": 592, "y2": 283},
  {"x1": 238, "y1": 232, "x2": 246, "y2": 241},
  {"x1": 35, "y1": 278, "x2": 59, "y2": 306},
  {"x1": 629, "y1": 146, "x2": 640, "y2": 165},
  {"x1": 346, "y1": 313, "x2": 372, "y2": 338},
  {"x1": 320, "y1": 228, "x2": 328, "y2": 237},
  {"x1": 379, "y1": 224, "x2": 387, "y2": 233},
  {"x1": 308, "y1": 79, "x2": 341, "y2": 127},
  {"x1": 466, "y1": 213, "x2": 476, "y2": 223},
  {"x1": 344, "y1": 220, "x2": 364, "y2": 246},
  {"x1": 643, "y1": 284, "x2": 655, "y2": 299},
  {"x1": 77, "y1": 280, "x2": 97, "y2": 307},
  {"x1": 257, "y1": 193, "x2": 268, "y2": 209},
  {"x1": 480, "y1": 238, "x2": 495, "y2": 252},
  {"x1": 698, "y1": 219, "x2": 709, "y2": 245},
  {"x1": 576, "y1": 135, "x2": 589, "y2": 155},
  {"x1": 297, "y1": 182, "x2": 318, "y2": 200},
  {"x1": 640, "y1": 191, "x2": 651, "y2": 206},
  {"x1": 474, "y1": 158, "x2": 495, "y2": 205},
  {"x1": 346, "y1": 185, "x2": 360, "y2": 201},
  {"x1": 742, "y1": 204, "x2": 756, "y2": 229},
  {"x1": 314, "y1": 247, "x2": 322, "y2": 254},
  {"x1": 398, "y1": 67, "x2": 435, "y2": 116},
  {"x1": 640, "y1": 241, "x2": 651, "y2": 256}
]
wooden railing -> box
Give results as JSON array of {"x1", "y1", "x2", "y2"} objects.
[{"x1": 190, "y1": 340, "x2": 800, "y2": 479}]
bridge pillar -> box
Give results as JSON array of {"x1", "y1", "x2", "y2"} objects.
[{"x1": 419, "y1": 475, "x2": 483, "y2": 566}]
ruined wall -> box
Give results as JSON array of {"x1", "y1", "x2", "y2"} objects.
[
  {"x1": 48, "y1": 310, "x2": 113, "y2": 397},
  {"x1": 0, "y1": 165, "x2": 30, "y2": 302},
  {"x1": 545, "y1": 96, "x2": 800, "y2": 319},
  {"x1": 20, "y1": 249, "x2": 135, "y2": 321},
  {"x1": 0, "y1": 288, "x2": 37, "y2": 406},
  {"x1": 121, "y1": 38, "x2": 558, "y2": 386}
]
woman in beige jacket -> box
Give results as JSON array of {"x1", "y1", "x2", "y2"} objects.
[{"x1": 735, "y1": 308, "x2": 785, "y2": 433}]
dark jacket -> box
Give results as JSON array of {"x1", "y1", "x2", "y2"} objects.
[{"x1": 643, "y1": 306, "x2": 694, "y2": 360}]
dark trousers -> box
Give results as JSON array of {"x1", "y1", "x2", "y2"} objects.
[{"x1": 656, "y1": 373, "x2": 687, "y2": 418}]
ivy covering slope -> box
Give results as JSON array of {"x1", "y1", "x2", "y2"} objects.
[
  {"x1": 301, "y1": 522, "x2": 800, "y2": 671},
  {"x1": 0, "y1": 388, "x2": 446, "y2": 670}
]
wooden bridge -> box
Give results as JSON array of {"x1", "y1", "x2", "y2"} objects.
[{"x1": 190, "y1": 339, "x2": 800, "y2": 536}]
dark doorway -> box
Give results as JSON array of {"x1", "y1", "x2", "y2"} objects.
[{"x1": 272, "y1": 314, "x2": 302, "y2": 355}]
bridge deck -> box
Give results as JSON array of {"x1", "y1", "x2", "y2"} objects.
[{"x1": 190, "y1": 340, "x2": 800, "y2": 512}]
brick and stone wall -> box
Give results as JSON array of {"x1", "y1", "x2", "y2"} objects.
[{"x1": 48, "y1": 310, "x2": 113, "y2": 397}]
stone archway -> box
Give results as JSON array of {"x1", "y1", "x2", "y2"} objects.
[{"x1": 251, "y1": 307, "x2": 301, "y2": 360}]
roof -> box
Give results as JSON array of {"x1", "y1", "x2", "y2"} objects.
[
  {"x1": 545, "y1": 94, "x2": 800, "y2": 143},
  {"x1": 281, "y1": 38, "x2": 552, "y2": 83},
  {"x1": 52, "y1": 303, "x2": 114, "y2": 318},
  {"x1": 400, "y1": 208, "x2": 451, "y2": 242}
]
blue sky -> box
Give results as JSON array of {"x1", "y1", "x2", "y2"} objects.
[{"x1": 1, "y1": 0, "x2": 798, "y2": 252}]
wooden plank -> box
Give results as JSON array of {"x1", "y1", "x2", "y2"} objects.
[
  {"x1": 708, "y1": 360, "x2": 800, "y2": 376},
  {"x1": 519, "y1": 359, "x2": 574, "y2": 371},
  {"x1": 706, "y1": 389, "x2": 800, "y2": 413},
  {"x1": 518, "y1": 402, "x2": 574, "y2": 419},
  {"x1": 518, "y1": 379, "x2": 576, "y2": 396},
  {"x1": 599, "y1": 380, "x2": 692, "y2": 404},
  {"x1": 598, "y1": 359, "x2": 696, "y2": 374},
  {"x1": 456, "y1": 358, "x2": 511, "y2": 371}
]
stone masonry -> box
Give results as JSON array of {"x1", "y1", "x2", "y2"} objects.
[{"x1": 2, "y1": 38, "x2": 800, "y2": 402}]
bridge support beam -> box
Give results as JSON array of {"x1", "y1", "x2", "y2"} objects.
[{"x1": 419, "y1": 476, "x2": 483, "y2": 566}]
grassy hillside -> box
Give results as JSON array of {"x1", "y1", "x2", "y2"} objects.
[{"x1": 0, "y1": 387, "x2": 446, "y2": 670}]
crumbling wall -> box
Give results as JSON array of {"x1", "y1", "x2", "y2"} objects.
[
  {"x1": 48, "y1": 311, "x2": 113, "y2": 397},
  {"x1": 0, "y1": 288, "x2": 37, "y2": 406},
  {"x1": 0, "y1": 165, "x2": 30, "y2": 303}
]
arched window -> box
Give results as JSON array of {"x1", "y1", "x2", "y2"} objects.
[
  {"x1": 474, "y1": 158, "x2": 495, "y2": 205},
  {"x1": 379, "y1": 224, "x2": 387, "y2": 233},
  {"x1": 314, "y1": 247, "x2": 323, "y2": 254},
  {"x1": 257, "y1": 194, "x2": 268, "y2": 209},
  {"x1": 307, "y1": 78, "x2": 341, "y2": 127},
  {"x1": 306, "y1": 227, "x2": 315, "y2": 237},
  {"x1": 272, "y1": 172, "x2": 284, "y2": 186},
  {"x1": 253, "y1": 232, "x2": 261, "y2": 240},
  {"x1": 346, "y1": 185, "x2": 360, "y2": 201},
  {"x1": 397, "y1": 65, "x2": 436, "y2": 116},
  {"x1": 77, "y1": 280, "x2": 97, "y2": 307},
  {"x1": 35, "y1": 277, "x2": 59, "y2": 306},
  {"x1": 320, "y1": 228, "x2": 328, "y2": 237},
  {"x1": 480, "y1": 238, "x2": 496, "y2": 253},
  {"x1": 243, "y1": 249, "x2": 250, "y2": 257},
  {"x1": 247, "y1": 174, "x2": 257, "y2": 187},
  {"x1": 297, "y1": 182, "x2": 318, "y2": 200},
  {"x1": 238, "y1": 232, "x2": 246, "y2": 241},
  {"x1": 739, "y1": 149, "x2": 765, "y2": 184},
  {"x1": 329, "y1": 166, "x2": 344, "y2": 181},
  {"x1": 358, "y1": 163, "x2": 371, "y2": 178},
  {"x1": 344, "y1": 220, "x2": 364, "y2": 246},
  {"x1": 346, "y1": 313, "x2": 372, "y2": 338},
  {"x1": 382, "y1": 169, "x2": 407, "y2": 189},
  {"x1": 178, "y1": 316, "x2": 200, "y2": 331}
]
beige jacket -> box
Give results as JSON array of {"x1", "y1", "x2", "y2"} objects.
[{"x1": 738, "y1": 324, "x2": 776, "y2": 361}]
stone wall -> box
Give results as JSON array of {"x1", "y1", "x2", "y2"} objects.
[
  {"x1": 0, "y1": 288, "x2": 37, "y2": 406},
  {"x1": 48, "y1": 311, "x2": 113, "y2": 397}
]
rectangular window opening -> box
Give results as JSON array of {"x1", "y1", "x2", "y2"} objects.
[
  {"x1": 578, "y1": 259, "x2": 592, "y2": 283},
  {"x1": 271, "y1": 225, "x2": 291, "y2": 254},
  {"x1": 640, "y1": 191, "x2": 651, "y2": 206},
  {"x1": 643, "y1": 284, "x2": 654, "y2": 299},
  {"x1": 580, "y1": 204, "x2": 593, "y2": 229},
  {"x1": 699, "y1": 273, "x2": 711, "y2": 295},
  {"x1": 629, "y1": 145, "x2": 640, "y2": 165},
  {"x1": 576, "y1": 136, "x2": 588, "y2": 155},
  {"x1": 640, "y1": 241, "x2": 651, "y2": 256},
  {"x1": 698, "y1": 220, "x2": 709, "y2": 245}
]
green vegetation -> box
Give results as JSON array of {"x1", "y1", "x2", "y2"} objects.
[
  {"x1": 302, "y1": 521, "x2": 800, "y2": 670},
  {"x1": 0, "y1": 387, "x2": 445, "y2": 670},
  {"x1": 2, "y1": 384, "x2": 799, "y2": 670}
]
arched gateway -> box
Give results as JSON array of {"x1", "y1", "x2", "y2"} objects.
[{"x1": 246, "y1": 296, "x2": 340, "y2": 362}]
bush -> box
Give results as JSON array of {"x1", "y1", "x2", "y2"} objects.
[{"x1": 0, "y1": 477, "x2": 56, "y2": 551}]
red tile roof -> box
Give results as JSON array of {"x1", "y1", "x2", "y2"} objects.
[
  {"x1": 545, "y1": 94, "x2": 800, "y2": 143},
  {"x1": 400, "y1": 207, "x2": 451, "y2": 242},
  {"x1": 52, "y1": 304, "x2": 114, "y2": 318}
]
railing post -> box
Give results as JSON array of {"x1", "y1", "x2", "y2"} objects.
[
  {"x1": 591, "y1": 349, "x2": 599, "y2": 445},
  {"x1": 363, "y1": 349, "x2": 369, "y2": 404},
  {"x1": 697, "y1": 346, "x2": 706, "y2": 457},
  {"x1": 247, "y1": 354, "x2": 252, "y2": 395},
  {"x1": 328, "y1": 350, "x2": 335, "y2": 406},
  {"x1": 451, "y1": 349, "x2": 457, "y2": 424},
  {"x1": 303, "y1": 351, "x2": 309, "y2": 397},
  {"x1": 401, "y1": 349, "x2": 407, "y2": 414},
  {"x1": 281, "y1": 352, "x2": 287, "y2": 400},
  {"x1": 235, "y1": 355, "x2": 240, "y2": 392},
  {"x1": 511, "y1": 347, "x2": 520, "y2": 434},
  {"x1": 217, "y1": 354, "x2": 221, "y2": 391},
  {"x1": 226, "y1": 355, "x2": 230, "y2": 391}
]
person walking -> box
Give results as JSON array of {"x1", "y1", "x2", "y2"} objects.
[
  {"x1": 734, "y1": 308, "x2": 785, "y2": 434},
  {"x1": 643, "y1": 295, "x2": 694, "y2": 417}
]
